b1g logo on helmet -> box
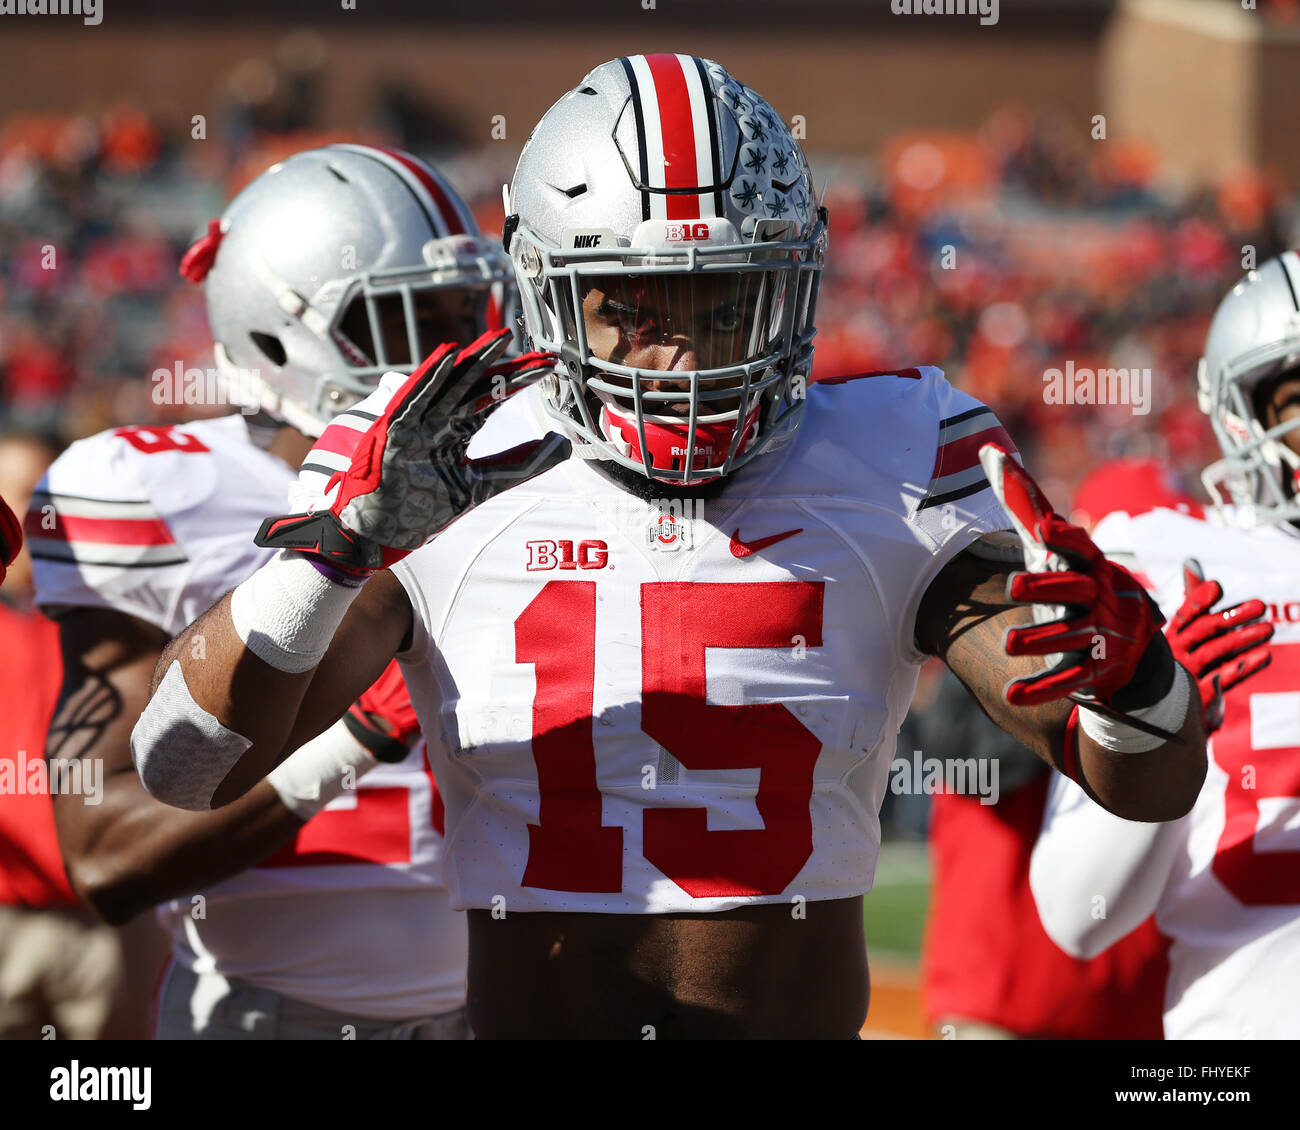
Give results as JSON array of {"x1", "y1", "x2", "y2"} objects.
[
  {"x1": 526, "y1": 539, "x2": 608, "y2": 570},
  {"x1": 664, "y1": 222, "x2": 712, "y2": 242}
]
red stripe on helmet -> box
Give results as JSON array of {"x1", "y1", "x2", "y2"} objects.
[
  {"x1": 376, "y1": 147, "x2": 467, "y2": 236},
  {"x1": 644, "y1": 53, "x2": 700, "y2": 222}
]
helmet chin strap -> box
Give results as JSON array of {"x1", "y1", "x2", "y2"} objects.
[
  {"x1": 1260, "y1": 430, "x2": 1300, "y2": 477},
  {"x1": 1250, "y1": 409, "x2": 1300, "y2": 509},
  {"x1": 1203, "y1": 395, "x2": 1300, "y2": 531},
  {"x1": 1200, "y1": 457, "x2": 1240, "y2": 520},
  {"x1": 247, "y1": 253, "x2": 333, "y2": 340}
]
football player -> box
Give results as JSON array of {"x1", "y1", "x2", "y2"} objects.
[
  {"x1": 1031, "y1": 255, "x2": 1296, "y2": 1038},
  {"x1": 131, "y1": 57, "x2": 1206, "y2": 1039},
  {"x1": 29, "y1": 145, "x2": 508, "y2": 1039},
  {"x1": 923, "y1": 459, "x2": 1209, "y2": 1041}
]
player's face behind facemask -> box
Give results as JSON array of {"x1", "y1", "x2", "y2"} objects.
[
  {"x1": 570, "y1": 268, "x2": 789, "y2": 498},
  {"x1": 1250, "y1": 366, "x2": 1300, "y2": 513},
  {"x1": 335, "y1": 285, "x2": 490, "y2": 371},
  {"x1": 580, "y1": 271, "x2": 777, "y2": 392},
  {"x1": 1255, "y1": 368, "x2": 1300, "y2": 455}
]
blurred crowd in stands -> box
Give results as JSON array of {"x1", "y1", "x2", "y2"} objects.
[{"x1": 4, "y1": 93, "x2": 1292, "y2": 513}]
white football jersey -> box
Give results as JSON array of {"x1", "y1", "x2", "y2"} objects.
[
  {"x1": 465, "y1": 380, "x2": 555, "y2": 459},
  {"x1": 30, "y1": 415, "x2": 466, "y2": 1020},
  {"x1": 394, "y1": 370, "x2": 1016, "y2": 914},
  {"x1": 1032, "y1": 506, "x2": 1300, "y2": 1039}
]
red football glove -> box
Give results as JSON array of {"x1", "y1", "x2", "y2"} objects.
[
  {"x1": 979, "y1": 444, "x2": 1171, "y2": 713},
  {"x1": 1167, "y1": 559, "x2": 1273, "y2": 733},
  {"x1": 343, "y1": 660, "x2": 421, "y2": 764},
  {"x1": 0, "y1": 494, "x2": 21, "y2": 585},
  {"x1": 256, "y1": 329, "x2": 570, "y2": 572}
]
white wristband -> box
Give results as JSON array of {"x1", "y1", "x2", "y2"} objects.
[
  {"x1": 1079, "y1": 664, "x2": 1192, "y2": 754},
  {"x1": 265, "y1": 718, "x2": 378, "y2": 821},
  {"x1": 230, "y1": 551, "x2": 363, "y2": 674}
]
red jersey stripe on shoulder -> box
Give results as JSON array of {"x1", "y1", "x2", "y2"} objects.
[
  {"x1": 313, "y1": 421, "x2": 366, "y2": 460},
  {"x1": 818, "y1": 368, "x2": 924, "y2": 384},
  {"x1": 24, "y1": 508, "x2": 177, "y2": 548},
  {"x1": 930, "y1": 423, "x2": 1018, "y2": 478},
  {"x1": 919, "y1": 408, "x2": 1021, "y2": 510}
]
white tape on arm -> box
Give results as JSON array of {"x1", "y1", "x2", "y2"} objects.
[
  {"x1": 229, "y1": 550, "x2": 364, "y2": 674},
  {"x1": 265, "y1": 718, "x2": 378, "y2": 822},
  {"x1": 1079, "y1": 664, "x2": 1192, "y2": 754},
  {"x1": 131, "y1": 661, "x2": 252, "y2": 811}
]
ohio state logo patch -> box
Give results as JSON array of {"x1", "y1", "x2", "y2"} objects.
[{"x1": 644, "y1": 498, "x2": 702, "y2": 551}]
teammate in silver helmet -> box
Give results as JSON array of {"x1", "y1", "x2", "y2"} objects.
[
  {"x1": 1199, "y1": 250, "x2": 1300, "y2": 528},
  {"x1": 196, "y1": 144, "x2": 509, "y2": 435},
  {"x1": 31, "y1": 145, "x2": 500, "y2": 1039},
  {"x1": 1030, "y1": 255, "x2": 1297, "y2": 1039}
]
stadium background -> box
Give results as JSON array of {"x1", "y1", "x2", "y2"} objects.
[{"x1": 0, "y1": 0, "x2": 1296, "y2": 1038}]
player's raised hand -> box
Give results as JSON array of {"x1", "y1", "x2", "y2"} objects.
[
  {"x1": 256, "y1": 329, "x2": 570, "y2": 573},
  {"x1": 978, "y1": 444, "x2": 1170, "y2": 714},
  {"x1": 1167, "y1": 559, "x2": 1272, "y2": 733}
]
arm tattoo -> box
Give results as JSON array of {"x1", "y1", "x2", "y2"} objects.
[{"x1": 47, "y1": 667, "x2": 123, "y2": 764}]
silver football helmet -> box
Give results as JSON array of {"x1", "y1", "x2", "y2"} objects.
[
  {"x1": 504, "y1": 55, "x2": 827, "y2": 486},
  {"x1": 1198, "y1": 250, "x2": 1300, "y2": 526},
  {"x1": 184, "y1": 144, "x2": 510, "y2": 437}
]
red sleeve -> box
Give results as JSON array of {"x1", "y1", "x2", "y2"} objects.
[{"x1": 0, "y1": 606, "x2": 76, "y2": 909}]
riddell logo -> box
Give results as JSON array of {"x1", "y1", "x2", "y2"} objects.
[
  {"x1": 664, "y1": 222, "x2": 711, "y2": 242},
  {"x1": 526, "y1": 539, "x2": 608, "y2": 570}
]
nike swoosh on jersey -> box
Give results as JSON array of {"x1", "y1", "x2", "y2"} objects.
[{"x1": 729, "y1": 527, "x2": 803, "y2": 558}]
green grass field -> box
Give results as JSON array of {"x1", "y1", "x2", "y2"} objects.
[{"x1": 862, "y1": 841, "x2": 931, "y2": 962}]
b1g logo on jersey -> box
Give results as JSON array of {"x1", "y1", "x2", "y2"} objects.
[
  {"x1": 645, "y1": 498, "x2": 702, "y2": 552},
  {"x1": 526, "y1": 540, "x2": 608, "y2": 571},
  {"x1": 1266, "y1": 602, "x2": 1300, "y2": 624}
]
